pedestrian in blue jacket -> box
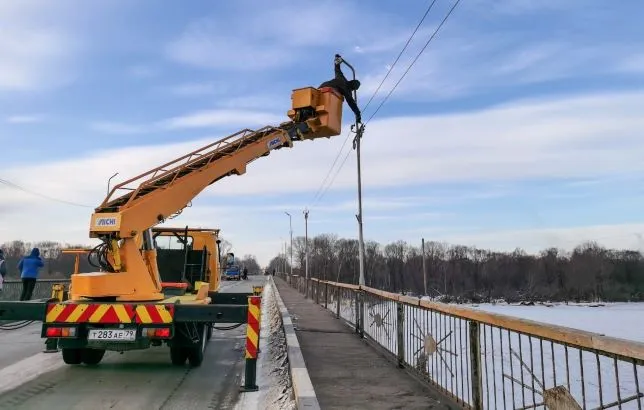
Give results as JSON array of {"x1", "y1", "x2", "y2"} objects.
[{"x1": 18, "y1": 247, "x2": 44, "y2": 301}]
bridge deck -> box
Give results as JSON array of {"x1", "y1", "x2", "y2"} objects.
[{"x1": 274, "y1": 277, "x2": 458, "y2": 410}]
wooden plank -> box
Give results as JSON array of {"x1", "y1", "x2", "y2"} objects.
[{"x1": 362, "y1": 286, "x2": 400, "y2": 301}]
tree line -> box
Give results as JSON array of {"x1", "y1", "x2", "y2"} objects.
[
  {"x1": 267, "y1": 234, "x2": 644, "y2": 303},
  {"x1": 0, "y1": 239, "x2": 261, "y2": 279}
]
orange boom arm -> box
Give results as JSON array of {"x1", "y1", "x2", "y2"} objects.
[{"x1": 72, "y1": 86, "x2": 345, "y2": 302}]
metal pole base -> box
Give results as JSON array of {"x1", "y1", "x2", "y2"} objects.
[
  {"x1": 240, "y1": 358, "x2": 259, "y2": 392},
  {"x1": 43, "y1": 338, "x2": 58, "y2": 353}
]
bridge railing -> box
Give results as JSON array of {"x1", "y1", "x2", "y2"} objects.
[
  {"x1": 281, "y1": 274, "x2": 644, "y2": 410},
  {"x1": 1, "y1": 279, "x2": 71, "y2": 301}
]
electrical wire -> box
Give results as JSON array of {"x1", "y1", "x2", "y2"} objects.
[
  {"x1": 365, "y1": 0, "x2": 462, "y2": 126},
  {"x1": 360, "y1": 0, "x2": 439, "y2": 115},
  {"x1": 0, "y1": 178, "x2": 92, "y2": 208},
  {"x1": 312, "y1": 0, "x2": 462, "y2": 203},
  {"x1": 309, "y1": 0, "x2": 441, "y2": 207}
]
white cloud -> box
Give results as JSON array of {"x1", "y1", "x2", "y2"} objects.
[
  {"x1": 0, "y1": 0, "x2": 118, "y2": 91},
  {"x1": 5, "y1": 89, "x2": 644, "y2": 203},
  {"x1": 0, "y1": 26, "x2": 75, "y2": 91},
  {"x1": 359, "y1": 36, "x2": 640, "y2": 102},
  {"x1": 0, "y1": 0, "x2": 113, "y2": 91},
  {"x1": 160, "y1": 110, "x2": 282, "y2": 130},
  {"x1": 167, "y1": 82, "x2": 231, "y2": 97},
  {"x1": 617, "y1": 54, "x2": 644, "y2": 74},
  {"x1": 5, "y1": 115, "x2": 43, "y2": 124},
  {"x1": 474, "y1": 0, "x2": 587, "y2": 15},
  {"x1": 127, "y1": 65, "x2": 158, "y2": 79},
  {"x1": 165, "y1": 0, "x2": 395, "y2": 71},
  {"x1": 3, "y1": 89, "x2": 644, "y2": 264},
  {"x1": 90, "y1": 109, "x2": 285, "y2": 134},
  {"x1": 354, "y1": 0, "x2": 643, "y2": 103}
]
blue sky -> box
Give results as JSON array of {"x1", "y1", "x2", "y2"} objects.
[{"x1": 2, "y1": 0, "x2": 644, "y2": 265}]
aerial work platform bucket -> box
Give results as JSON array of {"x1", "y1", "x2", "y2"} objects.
[{"x1": 287, "y1": 86, "x2": 343, "y2": 139}]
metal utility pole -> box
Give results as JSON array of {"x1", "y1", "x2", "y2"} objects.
[
  {"x1": 339, "y1": 54, "x2": 365, "y2": 338},
  {"x1": 304, "y1": 209, "x2": 310, "y2": 298},
  {"x1": 284, "y1": 212, "x2": 293, "y2": 278},
  {"x1": 339, "y1": 55, "x2": 366, "y2": 287},
  {"x1": 422, "y1": 238, "x2": 427, "y2": 296},
  {"x1": 354, "y1": 125, "x2": 366, "y2": 287}
]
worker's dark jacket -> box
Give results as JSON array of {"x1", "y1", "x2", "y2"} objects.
[{"x1": 319, "y1": 63, "x2": 361, "y2": 120}]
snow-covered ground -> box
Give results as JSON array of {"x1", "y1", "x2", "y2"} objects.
[
  {"x1": 466, "y1": 301, "x2": 644, "y2": 342},
  {"x1": 324, "y1": 288, "x2": 644, "y2": 410}
]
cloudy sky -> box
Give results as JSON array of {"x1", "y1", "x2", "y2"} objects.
[{"x1": 2, "y1": 0, "x2": 644, "y2": 266}]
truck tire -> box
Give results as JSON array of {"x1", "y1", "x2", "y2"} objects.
[
  {"x1": 170, "y1": 347, "x2": 187, "y2": 366},
  {"x1": 187, "y1": 324, "x2": 207, "y2": 367},
  {"x1": 62, "y1": 348, "x2": 82, "y2": 365},
  {"x1": 206, "y1": 324, "x2": 213, "y2": 341},
  {"x1": 81, "y1": 348, "x2": 105, "y2": 365}
]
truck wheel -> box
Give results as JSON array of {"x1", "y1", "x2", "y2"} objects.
[
  {"x1": 187, "y1": 325, "x2": 207, "y2": 367},
  {"x1": 206, "y1": 324, "x2": 213, "y2": 341},
  {"x1": 81, "y1": 348, "x2": 105, "y2": 365},
  {"x1": 170, "y1": 347, "x2": 187, "y2": 366},
  {"x1": 61, "y1": 348, "x2": 82, "y2": 365}
]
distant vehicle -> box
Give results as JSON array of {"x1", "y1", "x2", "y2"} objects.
[{"x1": 223, "y1": 252, "x2": 241, "y2": 281}]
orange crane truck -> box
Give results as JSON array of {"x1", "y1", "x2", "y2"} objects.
[{"x1": 0, "y1": 66, "x2": 351, "y2": 366}]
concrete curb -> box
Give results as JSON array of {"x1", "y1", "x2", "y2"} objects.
[{"x1": 269, "y1": 277, "x2": 321, "y2": 410}]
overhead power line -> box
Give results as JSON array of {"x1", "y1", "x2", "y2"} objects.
[
  {"x1": 312, "y1": 0, "x2": 462, "y2": 201},
  {"x1": 360, "y1": 0, "x2": 439, "y2": 115},
  {"x1": 365, "y1": 0, "x2": 462, "y2": 125},
  {"x1": 309, "y1": 0, "x2": 441, "y2": 207},
  {"x1": 0, "y1": 178, "x2": 92, "y2": 208}
]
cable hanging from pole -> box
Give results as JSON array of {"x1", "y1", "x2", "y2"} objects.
[
  {"x1": 308, "y1": 0, "x2": 440, "y2": 209},
  {"x1": 0, "y1": 178, "x2": 92, "y2": 208},
  {"x1": 311, "y1": 0, "x2": 462, "y2": 203}
]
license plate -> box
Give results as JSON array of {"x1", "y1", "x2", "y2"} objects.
[{"x1": 88, "y1": 328, "x2": 136, "y2": 342}]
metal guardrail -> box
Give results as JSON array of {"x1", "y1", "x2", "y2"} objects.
[
  {"x1": 1, "y1": 279, "x2": 70, "y2": 301},
  {"x1": 281, "y1": 274, "x2": 644, "y2": 410}
]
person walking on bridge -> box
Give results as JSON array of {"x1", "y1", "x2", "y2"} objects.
[{"x1": 18, "y1": 247, "x2": 44, "y2": 301}]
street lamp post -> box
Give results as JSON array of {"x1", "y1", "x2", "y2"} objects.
[
  {"x1": 284, "y1": 212, "x2": 293, "y2": 280},
  {"x1": 304, "y1": 209, "x2": 309, "y2": 298},
  {"x1": 341, "y1": 56, "x2": 366, "y2": 338}
]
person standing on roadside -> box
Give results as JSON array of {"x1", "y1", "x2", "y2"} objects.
[{"x1": 18, "y1": 247, "x2": 44, "y2": 301}]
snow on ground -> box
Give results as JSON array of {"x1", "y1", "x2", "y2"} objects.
[
  {"x1": 324, "y1": 289, "x2": 644, "y2": 410},
  {"x1": 235, "y1": 282, "x2": 296, "y2": 410}
]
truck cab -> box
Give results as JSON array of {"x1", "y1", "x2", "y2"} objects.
[{"x1": 152, "y1": 227, "x2": 221, "y2": 293}]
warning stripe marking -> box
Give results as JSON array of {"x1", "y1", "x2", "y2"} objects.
[
  {"x1": 45, "y1": 303, "x2": 174, "y2": 324},
  {"x1": 245, "y1": 296, "x2": 261, "y2": 359}
]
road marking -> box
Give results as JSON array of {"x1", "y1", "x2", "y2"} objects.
[{"x1": 0, "y1": 352, "x2": 65, "y2": 396}]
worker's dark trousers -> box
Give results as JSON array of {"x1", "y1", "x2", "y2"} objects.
[{"x1": 20, "y1": 278, "x2": 36, "y2": 301}]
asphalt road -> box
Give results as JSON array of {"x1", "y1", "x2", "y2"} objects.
[{"x1": 0, "y1": 276, "x2": 267, "y2": 410}]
